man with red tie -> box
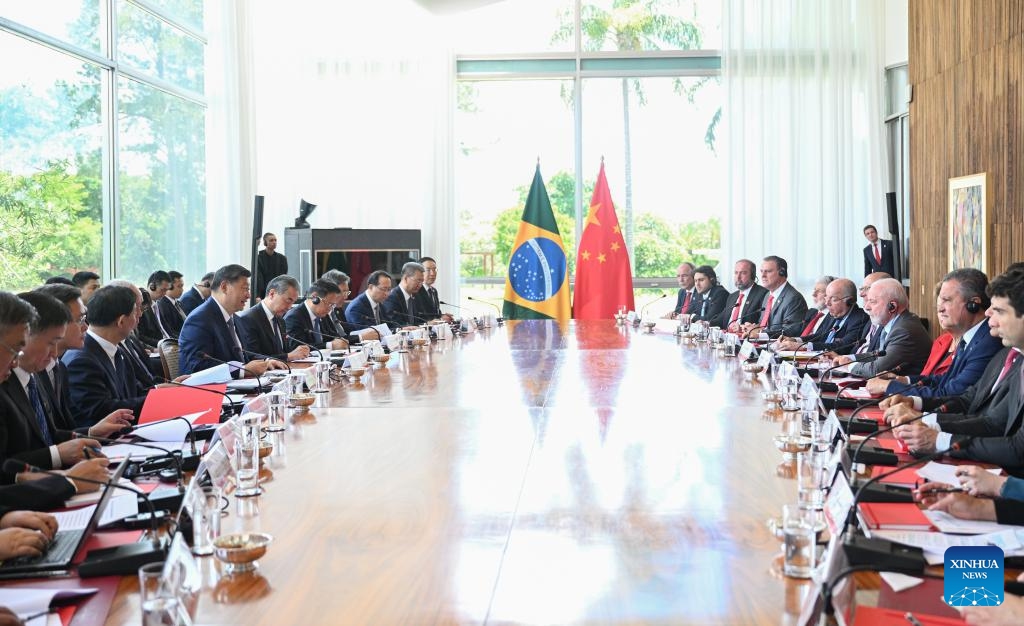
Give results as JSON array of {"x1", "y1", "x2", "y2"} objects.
[
  {"x1": 776, "y1": 275, "x2": 834, "y2": 340},
  {"x1": 862, "y1": 224, "x2": 895, "y2": 277},
  {"x1": 664, "y1": 262, "x2": 697, "y2": 319},
  {"x1": 739, "y1": 256, "x2": 808, "y2": 338},
  {"x1": 718, "y1": 259, "x2": 769, "y2": 332}
]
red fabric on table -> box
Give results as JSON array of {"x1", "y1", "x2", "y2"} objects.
[
  {"x1": 876, "y1": 576, "x2": 964, "y2": 621},
  {"x1": 851, "y1": 606, "x2": 965, "y2": 625},
  {"x1": 0, "y1": 575, "x2": 122, "y2": 626}
]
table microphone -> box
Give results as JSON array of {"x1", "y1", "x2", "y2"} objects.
[
  {"x1": 201, "y1": 352, "x2": 265, "y2": 392},
  {"x1": 730, "y1": 306, "x2": 765, "y2": 332},
  {"x1": 285, "y1": 335, "x2": 326, "y2": 360},
  {"x1": 840, "y1": 376, "x2": 918, "y2": 435},
  {"x1": 87, "y1": 433, "x2": 188, "y2": 487},
  {"x1": 153, "y1": 376, "x2": 239, "y2": 420},
  {"x1": 637, "y1": 293, "x2": 667, "y2": 323},
  {"x1": 2, "y1": 459, "x2": 162, "y2": 538},
  {"x1": 819, "y1": 350, "x2": 886, "y2": 383},
  {"x1": 241, "y1": 348, "x2": 293, "y2": 371},
  {"x1": 438, "y1": 300, "x2": 470, "y2": 317},
  {"x1": 466, "y1": 296, "x2": 504, "y2": 324}
]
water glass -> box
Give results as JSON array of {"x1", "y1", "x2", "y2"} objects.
[
  {"x1": 797, "y1": 451, "x2": 828, "y2": 511},
  {"x1": 265, "y1": 391, "x2": 286, "y2": 432},
  {"x1": 287, "y1": 371, "x2": 306, "y2": 398},
  {"x1": 817, "y1": 353, "x2": 835, "y2": 381},
  {"x1": 234, "y1": 415, "x2": 261, "y2": 497},
  {"x1": 139, "y1": 563, "x2": 179, "y2": 626},
  {"x1": 313, "y1": 361, "x2": 332, "y2": 392},
  {"x1": 782, "y1": 504, "x2": 817, "y2": 579},
  {"x1": 190, "y1": 485, "x2": 222, "y2": 556}
]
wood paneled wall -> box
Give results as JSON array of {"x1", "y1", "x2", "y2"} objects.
[{"x1": 908, "y1": 0, "x2": 1024, "y2": 324}]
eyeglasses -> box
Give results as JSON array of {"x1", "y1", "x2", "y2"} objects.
[
  {"x1": 341, "y1": 290, "x2": 352, "y2": 297},
  {"x1": 0, "y1": 340, "x2": 23, "y2": 360},
  {"x1": 76, "y1": 314, "x2": 88, "y2": 325}
]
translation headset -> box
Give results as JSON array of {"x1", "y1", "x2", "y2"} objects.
[
  {"x1": 843, "y1": 297, "x2": 856, "y2": 306},
  {"x1": 148, "y1": 283, "x2": 156, "y2": 291},
  {"x1": 310, "y1": 294, "x2": 322, "y2": 305},
  {"x1": 887, "y1": 301, "x2": 897, "y2": 314},
  {"x1": 778, "y1": 264, "x2": 787, "y2": 278},
  {"x1": 965, "y1": 297, "x2": 987, "y2": 314}
]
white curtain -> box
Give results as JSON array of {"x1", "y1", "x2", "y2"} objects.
[
  {"x1": 722, "y1": 0, "x2": 888, "y2": 294},
  {"x1": 246, "y1": 1, "x2": 457, "y2": 300}
]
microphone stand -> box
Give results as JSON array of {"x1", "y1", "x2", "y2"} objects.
[
  {"x1": 242, "y1": 348, "x2": 293, "y2": 372},
  {"x1": 466, "y1": 296, "x2": 504, "y2": 324},
  {"x1": 87, "y1": 433, "x2": 188, "y2": 487}
]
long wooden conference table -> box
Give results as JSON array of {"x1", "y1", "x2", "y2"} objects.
[{"x1": 105, "y1": 319, "x2": 821, "y2": 625}]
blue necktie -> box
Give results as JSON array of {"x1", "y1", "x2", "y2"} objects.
[
  {"x1": 27, "y1": 377, "x2": 54, "y2": 446},
  {"x1": 826, "y1": 322, "x2": 841, "y2": 344},
  {"x1": 312, "y1": 318, "x2": 323, "y2": 345}
]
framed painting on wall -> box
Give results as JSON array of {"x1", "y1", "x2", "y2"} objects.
[{"x1": 948, "y1": 172, "x2": 988, "y2": 273}]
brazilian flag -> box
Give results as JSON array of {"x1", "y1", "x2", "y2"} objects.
[{"x1": 502, "y1": 165, "x2": 571, "y2": 320}]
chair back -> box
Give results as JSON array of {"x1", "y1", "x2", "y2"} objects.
[{"x1": 158, "y1": 338, "x2": 181, "y2": 380}]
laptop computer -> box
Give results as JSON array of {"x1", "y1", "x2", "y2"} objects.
[{"x1": 0, "y1": 458, "x2": 130, "y2": 576}]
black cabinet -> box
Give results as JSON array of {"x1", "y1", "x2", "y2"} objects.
[{"x1": 284, "y1": 228, "x2": 421, "y2": 290}]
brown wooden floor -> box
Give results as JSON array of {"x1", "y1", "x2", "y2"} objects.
[{"x1": 105, "y1": 320, "x2": 815, "y2": 625}]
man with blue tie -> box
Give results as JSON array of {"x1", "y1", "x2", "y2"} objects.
[
  {"x1": 867, "y1": 268, "x2": 1001, "y2": 398},
  {"x1": 777, "y1": 278, "x2": 869, "y2": 353},
  {"x1": 284, "y1": 279, "x2": 350, "y2": 352},
  {"x1": 178, "y1": 264, "x2": 285, "y2": 376},
  {"x1": 0, "y1": 292, "x2": 107, "y2": 472}
]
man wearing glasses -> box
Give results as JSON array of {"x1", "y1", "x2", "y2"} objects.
[
  {"x1": 321, "y1": 270, "x2": 377, "y2": 343},
  {"x1": 285, "y1": 279, "x2": 349, "y2": 352},
  {"x1": 236, "y1": 274, "x2": 311, "y2": 362}
]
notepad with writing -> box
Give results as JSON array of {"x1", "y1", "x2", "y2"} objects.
[{"x1": 858, "y1": 503, "x2": 933, "y2": 531}]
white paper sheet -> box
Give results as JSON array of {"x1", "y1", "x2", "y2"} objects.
[
  {"x1": 101, "y1": 441, "x2": 190, "y2": 461},
  {"x1": 880, "y1": 571, "x2": 924, "y2": 592},
  {"x1": 183, "y1": 363, "x2": 232, "y2": 386},
  {"x1": 916, "y1": 461, "x2": 1001, "y2": 486},
  {"x1": 226, "y1": 378, "x2": 262, "y2": 391},
  {"x1": 62, "y1": 477, "x2": 139, "y2": 508},
  {"x1": 133, "y1": 410, "x2": 210, "y2": 442},
  {"x1": 923, "y1": 510, "x2": 1020, "y2": 535},
  {"x1": 0, "y1": 588, "x2": 98, "y2": 623}
]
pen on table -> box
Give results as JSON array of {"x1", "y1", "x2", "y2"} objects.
[
  {"x1": 21, "y1": 609, "x2": 53, "y2": 623},
  {"x1": 914, "y1": 487, "x2": 996, "y2": 499},
  {"x1": 904, "y1": 611, "x2": 924, "y2": 626},
  {"x1": 82, "y1": 446, "x2": 102, "y2": 460}
]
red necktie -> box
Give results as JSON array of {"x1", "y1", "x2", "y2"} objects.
[
  {"x1": 681, "y1": 291, "x2": 692, "y2": 314},
  {"x1": 874, "y1": 243, "x2": 881, "y2": 264},
  {"x1": 800, "y1": 310, "x2": 823, "y2": 337},
  {"x1": 759, "y1": 294, "x2": 774, "y2": 327},
  {"x1": 729, "y1": 292, "x2": 744, "y2": 325},
  {"x1": 994, "y1": 350, "x2": 1021, "y2": 388}
]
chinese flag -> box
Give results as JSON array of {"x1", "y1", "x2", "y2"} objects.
[{"x1": 573, "y1": 163, "x2": 635, "y2": 319}]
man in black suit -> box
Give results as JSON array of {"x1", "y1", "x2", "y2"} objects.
[
  {"x1": 740, "y1": 256, "x2": 808, "y2": 338},
  {"x1": 284, "y1": 279, "x2": 350, "y2": 352},
  {"x1": 71, "y1": 270, "x2": 100, "y2": 304},
  {"x1": 156, "y1": 270, "x2": 187, "y2": 339},
  {"x1": 0, "y1": 293, "x2": 109, "y2": 476},
  {"x1": 686, "y1": 265, "x2": 728, "y2": 322},
  {"x1": 256, "y1": 233, "x2": 288, "y2": 303},
  {"x1": 237, "y1": 274, "x2": 310, "y2": 362},
  {"x1": 664, "y1": 262, "x2": 698, "y2": 319},
  {"x1": 345, "y1": 270, "x2": 393, "y2": 331},
  {"x1": 321, "y1": 271, "x2": 376, "y2": 343},
  {"x1": 717, "y1": 259, "x2": 769, "y2": 331},
  {"x1": 178, "y1": 271, "x2": 212, "y2": 315},
  {"x1": 32, "y1": 284, "x2": 86, "y2": 432},
  {"x1": 778, "y1": 275, "x2": 834, "y2": 339},
  {"x1": 381, "y1": 262, "x2": 428, "y2": 329},
  {"x1": 137, "y1": 270, "x2": 171, "y2": 348},
  {"x1": 862, "y1": 224, "x2": 895, "y2": 277},
  {"x1": 778, "y1": 278, "x2": 869, "y2": 353},
  {"x1": 838, "y1": 278, "x2": 932, "y2": 377},
  {"x1": 413, "y1": 256, "x2": 451, "y2": 322}
]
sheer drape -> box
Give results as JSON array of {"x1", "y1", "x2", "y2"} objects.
[{"x1": 722, "y1": 0, "x2": 887, "y2": 291}]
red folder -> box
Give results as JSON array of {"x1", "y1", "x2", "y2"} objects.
[
  {"x1": 875, "y1": 437, "x2": 911, "y2": 454},
  {"x1": 858, "y1": 503, "x2": 933, "y2": 530},
  {"x1": 857, "y1": 407, "x2": 887, "y2": 423},
  {"x1": 138, "y1": 384, "x2": 226, "y2": 426},
  {"x1": 851, "y1": 606, "x2": 965, "y2": 625},
  {"x1": 871, "y1": 464, "x2": 921, "y2": 488}
]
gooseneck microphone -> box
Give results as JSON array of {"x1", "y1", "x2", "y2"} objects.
[
  {"x1": 818, "y1": 350, "x2": 886, "y2": 382},
  {"x1": 638, "y1": 293, "x2": 667, "y2": 322},
  {"x1": 284, "y1": 335, "x2": 326, "y2": 361},
  {"x1": 849, "y1": 409, "x2": 930, "y2": 469},
  {"x1": 201, "y1": 352, "x2": 265, "y2": 392},
  {"x1": 2, "y1": 459, "x2": 161, "y2": 538},
  {"x1": 85, "y1": 433, "x2": 187, "y2": 488},
  {"x1": 466, "y1": 296, "x2": 504, "y2": 324}
]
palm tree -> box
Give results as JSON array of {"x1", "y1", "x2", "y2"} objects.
[{"x1": 553, "y1": 0, "x2": 705, "y2": 269}]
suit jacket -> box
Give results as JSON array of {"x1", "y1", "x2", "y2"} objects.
[
  {"x1": 887, "y1": 319, "x2": 1003, "y2": 399},
  {"x1": 849, "y1": 311, "x2": 932, "y2": 377},
  {"x1": 178, "y1": 297, "x2": 246, "y2": 376},
  {"x1": 0, "y1": 474, "x2": 75, "y2": 510},
  {"x1": 673, "y1": 288, "x2": 699, "y2": 317},
  {"x1": 715, "y1": 284, "x2": 769, "y2": 329},
  {"x1": 0, "y1": 376, "x2": 74, "y2": 475},
  {"x1": 938, "y1": 365, "x2": 1024, "y2": 475},
  {"x1": 687, "y1": 285, "x2": 728, "y2": 322},
  {"x1": 63, "y1": 334, "x2": 149, "y2": 427},
  {"x1": 806, "y1": 306, "x2": 870, "y2": 353},
  {"x1": 236, "y1": 303, "x2": 290, "y2": 361},
  {"x1": 157, "y1": 296, "x2": 186, "y2": 338},
  {"x1": 178, "y1": 286, "x2": 205, "y2": 315},
  {"x1": 926, "y1": 347, "x2": 1020, "y2": 419},
  {"x1": 123, "y1": 333, "x2": 158, "y2": 385},
  {"x1": 283, "y1": 304, "x2": 333, "y2": 352},
  {"x1": 759, "y1": 282, "x2": 809, "y2": 338},
  {"x1": 782, "y1": 308, "x2": 829, "y2": 339},
  {"x1": 35, "y1": 363, "x2": 74, "y2": 432},
  {"x1": 255, "y1": 250, "x2": 288, "y2": 301},
  {"x1": 414, "y1": 285, "x2": 442, "y2": 320},
  {"x1": 137, "y1": 307, "x2": 165, "y2": 348},
  {"x1": 381, "y1": 287, "x2": 422, "y2": 327},
  {"x1": 344, "y1": 292, "x2": 385, "y2": 332},
  {"x1": 863, "y1": 238, "x2": 896, "y2": 276}
]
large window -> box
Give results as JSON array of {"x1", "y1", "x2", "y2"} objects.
[
  {"x1": 0, "y1": 1, "x2": 207, "y2": 289},
  {"x1": 453, "y1": 0, "x2": 722, "y2": 289}
]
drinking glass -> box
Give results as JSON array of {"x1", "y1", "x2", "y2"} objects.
[
  {"x1": 233, "y1": 415, "x2": 261, "y2": 497},
  {"x1": 782, "y1": 504, "x2": 817, "y2": 578},
  {"x1": 313, "y1": 361, "x2": 332, "y2": 393},
  {"x1": 797, "y1": 451, "x2": 828, "y2": 511},
  {"x1": 264, "y1": 391, "x2": 286, "y2": 432},
  {"x1": 190, "y1": 485, "x2": 222, "y2": 556},
  {"x1": 139, "y1": 563, "x2": 179, "y2": 626}
]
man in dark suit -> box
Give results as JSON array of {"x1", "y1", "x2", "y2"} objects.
[
  {"x1": 717, "y1": 259, "x2": 769, "y2": 331},
  {"x1": 779, "y1": 278, "x2": 869, "y2": 353},
  {"x1": 839, "y1": 278, "x2": 932, "y2": 378},
  {"x1": 777, "y1": 275, "x2": 833, "y2": 339},
  {"x1": 321, "y1": 271, "x2": 376, "y2": 343},
  {"x1": 71, "y1": 270, "x2": 100, "y2": 304},
  {"x1": 381, "y1": 262, "x2": 429, "y2": 329},
  {"x1": 0, "y1": 292, "x2": 110, "y2": 476},
  {"x1": 156, "y1": 270, "x2": 187, "y2": 339},
  {"x1": 740, "y1": 255, "x2": 808, "y2": 338},
  {"x1": 236, "y1": 274, "x2": 310, "y2": 362},
  {"x1": 32, "y1": 283, "x2": 86, "y2": 432},
  {"x1": 255, "y1": 233, "x2": 288, "y2": 303},
  {"x1": 137, "y1": 270, "x2": 171, "y2": 348},
  {"x1": 285, "y1": 279, "x2": 351, "y2": 352},
  {"x1": 178, "y1": 264, "x2": 285, "y2": 377},
  {"x1": 862, "y1": 224, "x2": 895, "y2": 277},
  {"x1": 178, "y1": 271, "x2": 212, "y2": 315},
  {"x1": 413, "y1": 256, "x2": 451, "y2": 321},
  {"x1": 869, "y1": 268, "x2": 1002, "y2": 398},
  {"x1": 687, "y1": 265, "x2": 728, "y2": 322},
  {"x1": 345, "y1": 270, "x2": 394, "y2": 331},
  {"x1": 664, "y1": 262, "x2": 698, "y2": 319}
]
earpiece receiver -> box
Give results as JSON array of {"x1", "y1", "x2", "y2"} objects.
[
  {"x1": 148, "y1": 283, "x2": 156, "y2": 291},
  {"x1": 778, "y1": 265, "x2": 787, "y2": 278},
  {"x1": 887, "y1": 301, "x2": 896, "y2": 314},
  {"x1": 310, "y1": 295, "x2": 322, "y2": 305},
  {"x1": 844, "y1": 297, "x2": 856, "y2": 306},
  {"x1": 965, "y1": 299, "x2": 981, "y2": 314}
]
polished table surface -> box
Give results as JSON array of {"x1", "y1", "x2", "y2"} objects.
[{"x1": 106, "y1": 320, "x2": 817, "y2": 625}]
